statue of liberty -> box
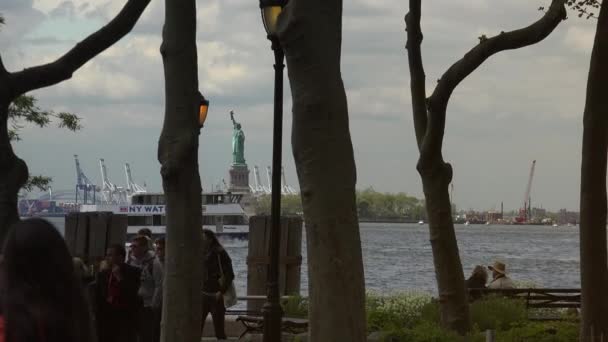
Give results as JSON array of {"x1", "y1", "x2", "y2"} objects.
[{"x1": 230, "y1": 110, "x2": 246, "y2": 165}]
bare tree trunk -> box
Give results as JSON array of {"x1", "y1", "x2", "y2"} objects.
[
  {"x1": 0, "y1": 0, "x2": 150, "y2": 243},
  {"x1": 157, "y1": 0, "x2": 203, "y2": 341},
  {"x1": 0, "y1": 94, "x2": 27, "y2": 243},
  {"x1": 420, "y1": 160, "x2": 470, "y2": 332},
  {"x1": 277, "y1": 0, "x2": 367, "y2": 341},
  {"x1": 579, "y1": 2, "x2": 608, "y2": 340},
  {"x1": 405, "y1": 0, "x2": 566, "y2": 334}
]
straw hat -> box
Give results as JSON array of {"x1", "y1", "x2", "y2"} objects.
[{"x1": 488, "y1": 261, "x2": 506, "y2": 275}]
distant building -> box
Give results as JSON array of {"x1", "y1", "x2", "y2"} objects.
[
  {"x1": 558, "y1": 209, "x2": 579, "y2": 225},
  {"x1": 531, "y1": 207, "x2": 547, "y2": 219},
  {"x1": 485, "y1": 211, "x2": 503, "y2": 223}
]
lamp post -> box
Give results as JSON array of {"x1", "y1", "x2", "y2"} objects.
[
  {"x1": 259, "y1": 1, "x2": 286, "y2": 341},
  {"x1": 198, "y1": 92, "x2": 210, "y2": 128}
]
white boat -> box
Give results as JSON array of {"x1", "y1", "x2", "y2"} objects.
[
  {"x1": 80, "y1": 192, "x2": 249, "y2": 239},
  {"x1": 418, "y1": 220, "x2": 424, "y2": 225},
  {"x1": 552, "y1": 223, "x2": 559, "y2": 227}
]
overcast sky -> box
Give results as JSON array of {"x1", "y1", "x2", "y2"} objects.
[{"x1": 1, "y1": 0, "x2": 598, "y2": 211}]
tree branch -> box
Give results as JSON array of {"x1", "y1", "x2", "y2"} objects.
[
  {"x1": 10, "y1": 0, "x2": 151, "y2": 96},
  {"x1": 405, "y1": 0, "x2": 427, "y2": 151},
  {"x1": 422, "y1": 0, "x2": 567, "y2": 159},
  {"x1": 0, "y1": 54, "x2": 7, "y2": 76}
]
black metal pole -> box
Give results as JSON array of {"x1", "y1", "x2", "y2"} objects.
[{"x1": 262, "y1": 36, "x2": 285, "y2": 342}]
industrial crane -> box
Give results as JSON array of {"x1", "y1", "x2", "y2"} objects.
[
  {"x1": 516, "y1": 160, "x2": 536, "y2": 223},
  {"x1": 124, "y1": 163, "x2": 147, "y2": 195},
  {"x1": 281, "y1": 167, "x2": 297, "y2": 194},
  {"x1": 99, "y1": 159, "x2": 128, "y2": 204},
  {"x1": 74, "y1": 155, "x2": 97, "y2": 204}
]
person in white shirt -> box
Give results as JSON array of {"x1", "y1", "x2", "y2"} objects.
[{"x1": 487, "y1": 261, "x2": 516, "y2": 289}]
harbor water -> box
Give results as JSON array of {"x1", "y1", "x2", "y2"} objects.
[{"x1": 45, "y1": 218, "x2": 580, "y2": 295}]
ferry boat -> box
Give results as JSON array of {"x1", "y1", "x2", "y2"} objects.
[{"x1": 80, "y1": 192, "x2": 249, "y2": 240}]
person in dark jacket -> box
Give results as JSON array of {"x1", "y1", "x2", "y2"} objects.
[
  {"x1": 465, "y1": 265, "x2": 488, "y2": 302},
  {"x1": 95, "y1": 244, "x2": 141, "y2": 342},
  {"x1": 201, "y1": 229, "x2": 235, "y2": 340},
  {"x1": 0, "y1": 218, "x2": 93, "y2": 342}
]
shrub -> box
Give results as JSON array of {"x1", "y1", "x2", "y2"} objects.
[
  {"x1": 497, "y1": 321, "x2": 579, "y2": 341},
  {"x1": 281, "y1": 294, "x2": 308, "y2": 318},
  {"x1": 379, "y1": 321, "x2": 466, "y2": 342},
  {"x1": 366, "y1": 291, "x2": 433, "y2": 331},
  {"x1": 470, "y1": 295, "x2": 527, "y2": 331}
]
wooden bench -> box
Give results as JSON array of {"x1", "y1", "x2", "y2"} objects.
[
  {"x1": 235, "y1": 315, "x2": 308, "y2": 339},
  {"x1": 470, "y1": 288, "x2": 581, "y2": 320},
  {"x1": 225, "y1": 295, "x2": 309, "y2": 339}
]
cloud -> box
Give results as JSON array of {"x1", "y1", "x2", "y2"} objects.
[
  {"x1": 3, "y1": 0, "x2": 596, "y2": 211},
  {"x1": 49, "y1": 1, "x2": 77, "y2": 19},
  {"x1": 564, "y1": 25, "x2": 596, "y2": 52}
]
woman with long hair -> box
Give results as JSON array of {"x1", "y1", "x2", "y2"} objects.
[
  {"x1": 201, "y1": 229, "x2": 234, "y2": 340},
  {"x1": 0, "y1": 218, "x2": 93, "y2": 342},
  {"x1": 465, "y1": 265, "x2": 488, "y2": 302}
]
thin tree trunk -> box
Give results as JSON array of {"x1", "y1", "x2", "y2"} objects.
[
  {"x1": 405, "y1": 0, "x2": 566, "y2": 334},
  {"x1": 278, "y1": 1, "x2": 367, "y2": 341},
  {"x1": 419, "y1": 157, "x2": 470, "y2": 332},
  {"x1": 157, "y1": 0, "x2": 203, "y2": 341},
  {"x1": 579, "y1": 2, "x2": 608, "y2": 340},
  {"x1": 0, "y1": 97, "x2": 27, "y2": 243}
]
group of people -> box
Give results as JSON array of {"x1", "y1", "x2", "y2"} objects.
[
  {"x1": 465, "y1": 260, "x2": 516, "y2": 301},
  {"x1": 0, "y1": 218, "x2": 235, "y2": 342},
  {"x1": 95, "y1": 229, "x2": 165, "y2": 342}
]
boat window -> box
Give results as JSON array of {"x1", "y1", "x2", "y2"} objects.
[
  {"x1": 128, "y1": 216, "x2": 154, "y2": 226},
  {"x1": 203, "y1": 216, "x2": 215, "y2": 225},
  {"x1": 153, "y1": 215, "x2": 162, "y2": 226},
  {"x1": 223, "y1": 215, "x2": 245, "y2": 225},
  {"x1": 131, "y1": 194, "x2": 165, "y2": 205}
]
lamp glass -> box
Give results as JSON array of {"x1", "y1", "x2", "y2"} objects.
[
  {"x1": 261, "y1": 6, "x2": 282, "y2": 36},
  {"x1": 199, "y1": 100, "x2": 209, "y2": 127}
]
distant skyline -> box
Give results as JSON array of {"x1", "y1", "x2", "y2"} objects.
[{"x1": 1, "y1": 0, "x2": 597, "y2": 212}]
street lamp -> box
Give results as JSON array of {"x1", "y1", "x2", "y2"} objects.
[
  {"x1": 198, "y1": 92, "x2": 210, "y2": 128},
  {"x1": 259, "y1": 0, "x2": 287, "y2": 341}
]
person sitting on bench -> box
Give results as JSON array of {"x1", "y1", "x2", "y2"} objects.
[{"x1": 487, "y1": 261, "x2": 515, "y2": 289}]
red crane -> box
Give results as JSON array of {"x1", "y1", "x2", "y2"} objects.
[{"x1": 516, "y1": 160, "x2": 536, "y2": 223}]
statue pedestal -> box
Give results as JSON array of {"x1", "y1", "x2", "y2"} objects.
[{"x1": 229, "y1": 164, "x2": 250, "y2": 193}]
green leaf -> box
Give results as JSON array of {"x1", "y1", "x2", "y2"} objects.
[
  {"x1": 22, "y1": 176, "x2": 53, "y2": 192},
  {"x1": 57, "y1": 112, "x2": 82, "y2": 131}
]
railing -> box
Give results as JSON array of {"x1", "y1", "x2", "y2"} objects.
[
  {"x1": 471, "y1": 288, "x2": 581, "y2": 309},
  {"x1": 225, "y1": 295, "x2": 293, "y2": 316}
]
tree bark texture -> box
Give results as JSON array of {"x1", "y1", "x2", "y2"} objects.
[
  {"x1": 579, "y1": 2, "x2": 608, "y2": 340},
  {"x1": 277, "y1": 1, "x2": 367, "y2": 341},
  {"x1": 405, "y1": 0, "x2": 566, "y2": 334},
  {"x1": 0, "y1": 0, "x2": 150, "y2": 244},
  {"x1": 157, "y1": 0, "x2": 203, "y2": 341}
]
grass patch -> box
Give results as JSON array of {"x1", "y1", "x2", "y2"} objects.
[{"x1": 280, "y1": 292, "x2": 580, "y2": 341}]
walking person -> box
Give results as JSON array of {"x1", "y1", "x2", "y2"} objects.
[
  {"x1": 95, "y1": 244, "x2": 141, "y2": 342},
  {"x1": 487, "y1": 261, "x2": 516, "y2": 289},
  {"x1": 151, "y1": 237, "x2": 165, "y2": 342},
  {"x1": 128, "y1": 235, "x2": 161, "y2": 342},
  {"x1": 0, "y1": 218, "x2": 93, "y2": 342},
  {"x1": 201, "y1": 229, "x2": 235, "y2": 340}
]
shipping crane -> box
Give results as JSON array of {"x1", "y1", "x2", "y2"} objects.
[
  {"x1": 251, "y1": 166, "x2": 268, "y2": 194},
  {"x1": 99, "y1": 158, "x2": 128, "y2": 204},
  {"x1": 74, "y1": 154, "x2": 97, "y2": 204},
  {"x1": 266, "y1": 166, "x2": 273, "y2": 194},
  {"x1": 124, "y1": 163, "x2": 147, "y2": 196},
  {"x1": 281, "y1": 167, "x2": 297, "y2": 194},
  {"x1": 516, "y1": 160, "x2": 536, "y2": 223}
]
